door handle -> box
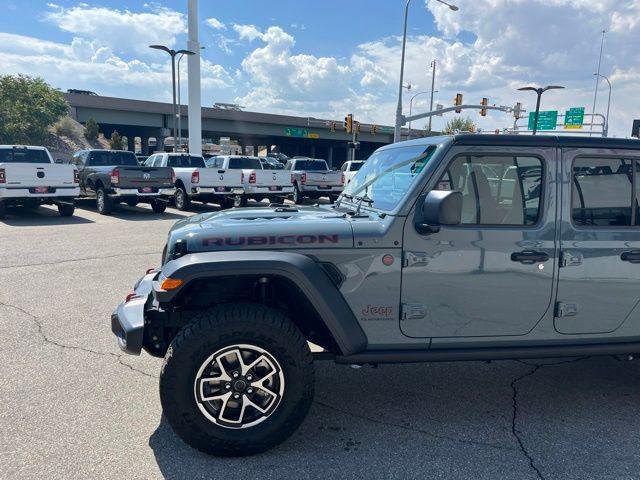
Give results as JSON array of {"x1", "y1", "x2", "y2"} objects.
[
  {"x1": 510, "y1": 250, "x2": 550, "y2": 264},
  {"x1": 621, "y1": 251, "x2": 640, "y2": 263}
]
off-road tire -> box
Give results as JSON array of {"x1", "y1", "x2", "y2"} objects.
[
  {"x1": 151, "y1": 199, "x2": 167, "y2": 214},
  {"x1": 160, "y1": 303, "x2": 314, "y2": 457},
  {"x1": 57, "y1": 203, "x2": 75, "y2": 217},
  {"x1": 96, "y1": 187, "x2": 113, "y2": 215},
  {"x1": 174, "y1": 186, "x2": 191, "y2": 211}
]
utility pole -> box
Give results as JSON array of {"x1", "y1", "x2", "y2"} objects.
[
  {"x1": 590, "y1": 29, "x2": 606, "y2": 135},
  {"x1": 187, "y1": 0, "x2": 202, "y2": 155},
  {"x1": 427, "y1": 59, "x2": 436, "y2": 132}
]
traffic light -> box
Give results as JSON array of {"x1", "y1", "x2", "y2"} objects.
[
  {"x1": 330, "y1": 121, "x2": 336, "y2": 133},
  {"x1": 355, "y1": 122, "x2": 361, "y2": 134},
  {"x1": 480, "y1": 97, "x2": 488, "y2": 117},
  {"x1": 454, "y1": 93, "x2": 463, "y2": 113},
  {"x1": 344, "y1": 114, "x2": 353, "y2": 134}
]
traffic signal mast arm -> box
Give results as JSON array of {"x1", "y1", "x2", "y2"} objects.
[{"x1": 402, "y1": 104, "x2": 520, "y2": 125}]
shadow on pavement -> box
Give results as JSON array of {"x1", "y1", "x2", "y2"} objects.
[
  {"x1": 74, "y1": 199, "x2": 189, "y2": 221},
  {"x1": 0, "y1": 206, "x2": 94, "y2": 226}
]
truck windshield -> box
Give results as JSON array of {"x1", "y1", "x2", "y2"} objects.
[
  {"x1": 341, "y1": 145, "x2": 438, "y2": 212},
  {"x1": 0, "y1": 149, "x2": 50, "y2": 164},
  {"x1": 228, "y1": 157, "x2": 261, "y2": 169},
  {"x1": 167, "y1": 155, "x2": 206, "y2": 168},
  {"x1": 90, "y1": 151, "x2": 138, "y2": 166},
  {"x1": 295, "y1": 160, "x2": 328, "y2": 171}
]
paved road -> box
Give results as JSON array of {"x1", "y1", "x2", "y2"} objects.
[{"x1": 1, "y1": 200, "x2": 640, "y2": 480}]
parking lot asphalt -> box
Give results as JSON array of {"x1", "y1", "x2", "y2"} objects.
[{"x1": 2, "y1": 199, "x2": 640, "y2": 480}]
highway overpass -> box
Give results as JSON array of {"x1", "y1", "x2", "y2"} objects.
[{"x1": 65, "y1": 93, "x2": 413, "y2": 166}]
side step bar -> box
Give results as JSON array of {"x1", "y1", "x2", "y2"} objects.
[{"x1": 322, "y1": 341, "x2": 640, "y2": 365}]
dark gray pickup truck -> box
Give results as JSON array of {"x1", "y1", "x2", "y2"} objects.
[
  {"x1": 71, "y1": 149, "x2": 175, "y2": 214},
  {"x1": 112, "y1": 134, "x2": 640, "y2": 457}
]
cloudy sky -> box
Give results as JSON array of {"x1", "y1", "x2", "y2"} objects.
[{"x1": 0, "y1": 0, "x2": 637, "y2": 136}]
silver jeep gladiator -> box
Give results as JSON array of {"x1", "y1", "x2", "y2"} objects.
[{"x1": 112, "y1": 134, "x2": 640, "y2": 457}]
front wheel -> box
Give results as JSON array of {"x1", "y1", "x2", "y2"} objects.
[
  {"x1": 57, "y1": 203, "x2": 75, "y2": 217},
  {"x1": 160, "y1": 304, "x2": 314, "y2": 457}
]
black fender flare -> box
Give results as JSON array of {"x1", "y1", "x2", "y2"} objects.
[{"x1": 153, "y1": 251, "x2": 368, "y2": 356}]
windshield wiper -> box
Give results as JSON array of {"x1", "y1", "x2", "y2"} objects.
[{"x1": 354, "y1": 194, "x2": 374, "y2": 216}]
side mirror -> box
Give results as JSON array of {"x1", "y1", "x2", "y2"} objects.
[
  {"x1": 416, "y1": 190, "x2": 462, "y2": 233},
  {"x1": 55, "y1": 158, "x2": 64, "y2": 164}
]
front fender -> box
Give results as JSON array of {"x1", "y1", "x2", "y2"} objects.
[{"x1": 154, "y1": 251, "x2": 368, "y2": 356}]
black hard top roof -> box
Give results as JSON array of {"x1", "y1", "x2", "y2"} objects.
[{"x1": 451, "y1": 134, "x2": 640, "y2": 149}]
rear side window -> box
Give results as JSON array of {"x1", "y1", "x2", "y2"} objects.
[
  {"x1": 88, "y1": 151, "x2": 138, "y2": 166},
  {"x1": 572, "y1": 158, "x2": 636, "y2": 227},
  {"x1": 437, "y1": 155, "x2": 543, "y2": 226},
  {"x1": 0, "y1": 149, "x2": 50, "y2": 163},
  {"x1": 167, "y1": 155, "x2": 206, "y2": 168},
  {"x1": 228, "y1": 157, "x2": 261, "y2": 169}
]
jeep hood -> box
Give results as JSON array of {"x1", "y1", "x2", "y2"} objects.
[{"x1": 167, "y1": 205, "x2": 354, "y2": 254}]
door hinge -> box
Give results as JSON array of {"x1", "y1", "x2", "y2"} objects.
[
  {"x1": 403, "y1": 251, "x2": 429, "y2": 268},
  {"x1": 401, "y1": 303, "x2": 426, "y2": 320},
  {"x1": 560, "y1": 250, "x2": 583, "y2": 267},
  {"x1": 555, "y1": 301, "x2": 578, "y2": 318}
]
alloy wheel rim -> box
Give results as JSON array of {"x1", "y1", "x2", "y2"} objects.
[
  {"x1": 176, "y1": 190, "x2": 184, "y2": 208},
  {"x1": 194, "y1": 344, "x2": 285, "y2": 429},
  {"x1": 97, "y1": 191, "x2": 104, "y2": 210}
]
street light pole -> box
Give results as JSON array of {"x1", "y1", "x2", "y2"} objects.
[
  {"x1": 427, "y1": 59, "x2": 436, "y2": 132},
  {"x1": 177, "y1": 53, "x2": 185, "y2": 151},
  {"x1": 409, "y1": 90, "x2": 437, "y2": 139},
  {"x1": 394, "y1": 1, "x2": 457, "y2": 143},
  {"x1": 594, "y1": 72, "x2": 612, "y2": 137},
  {"x1": 394, "y1": 0, "x2": 412, "y2": 143},
  {"x1": 590, "y1": 30, "x2": 606, "y2": 134},
  {"x1": 517, "y1": 85, "x2": 565, "y2": 135},
  {"x1": 149, "y1": 45, "x2": 195, "y2": 152}
]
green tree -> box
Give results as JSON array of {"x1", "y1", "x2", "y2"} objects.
[
  {"x1": 84, "y1": 118, "x2": 99, "y2": 141},
  {"x1": 109, "y1": 130, "x2": 123, "y2": 150},
  {"x1": 443, "y1": 117, "x2": 477, "y2": 134},
  {"x1": 0, "y1": 75, "x2": 68, "y2": 145}
]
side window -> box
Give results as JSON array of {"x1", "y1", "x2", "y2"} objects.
[
  {"x1": 144, "y1": 155, "x2": 155, "y2": 167},
  {"x1": 437, "y1": 155, "x2": 543, "y2": 226},
  {"x1": 572, "y1": 157, "x2": 634, "y2": 227},
  {"x1": 154, "y1": 155, "x2": 164, "y2": 167},
  {"x1": 284, "y1": 161, "x2": 292, "y2": 171},
  {"x1": 341, "y1": 163, "x2": 348, "y2": 172}
]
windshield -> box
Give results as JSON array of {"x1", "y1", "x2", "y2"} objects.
[
  {"x1": 89, "y1": 151, "x2": 137, "y2": 167},
  {"x1": 167, "y1": 155, "x2": 205, "y2": 168},
  {"x1": 341, "y1": 144, "x2": 438, "y2": 212},
  {"x1": 228, "y1": 157, "x2": 262, "y2": 169},
  {"x1": 294, "y1": 160, "x2": 328, "y2": 171},
  {"x1": 0, "y1": 148, "x2": 50, "y2": 164}
]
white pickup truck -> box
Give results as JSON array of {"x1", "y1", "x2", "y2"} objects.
[
  {"x1": 0, "y1": 145, "x2": 79, "y2": 219},
  {"x1": 284, "y1": 157, "x2": 344, "y2": 204},
  {"x1": 340, "y1": 160, "x2": 365, "y2": 186},
  {"x1": 145, "y1": 152, "x2": 243, "y2": 210},
  {"x1": 207, "y1": 155, "x2": 293, "y2": 207}
]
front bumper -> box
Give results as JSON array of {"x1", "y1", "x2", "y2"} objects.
[{"x1": 111, "y1": 270, "x2": 156, "y2": 355}]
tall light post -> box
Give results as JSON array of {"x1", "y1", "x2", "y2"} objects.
[
  {"x1": 408, "y1": 90, "x2": 437, "y2": 139},
  {"x1": 517, "y1": 85, "x2": 565, "y2": 135},
  {"x1": 594, "y1": 72, "x2": 612, "y2": 137},
  {"x1": 394, "y1": 0, "x2": 458, "y2": 143},
  {"x1": 427, "y1": 59, "x2": 437, "y2": 132},
  {"x1": 177, "y1": 46, "x2": 204, "y2": 151},
  {"x1": 590, "y1": 29, "x2": 606, "y2": 134},
  {"x1": 149, "y1": 45, "x2": 195, "y2": 152}
]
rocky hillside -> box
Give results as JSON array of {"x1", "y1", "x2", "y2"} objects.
[{"x1": 45, "y1": 118, "x2": 110, "y2": 162}]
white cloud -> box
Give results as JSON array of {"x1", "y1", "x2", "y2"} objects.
[
  {"x1": 45, "y1": 4, "x2": 186, "y2": 55},
  {"x1": 233, "y1": 24, "x2": 264, "y2": 42},
  {"x1": 206, "y1": 18, "x2": 226, "y2": 30}
]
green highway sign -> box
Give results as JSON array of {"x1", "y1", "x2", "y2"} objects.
[
  {"x1": 564, "y1": 107, "x2": 585, "y2": 129},
  {"x1": 528, "y1": 110, "x2": 558, "y2": 130},
  {"x1": 285, "y1": 127, "x2": 310, "y2": 137}
]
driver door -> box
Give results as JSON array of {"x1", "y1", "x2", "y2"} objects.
[{"x1": 400, "y1": 146, "x2": 558, "y2": 340}]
